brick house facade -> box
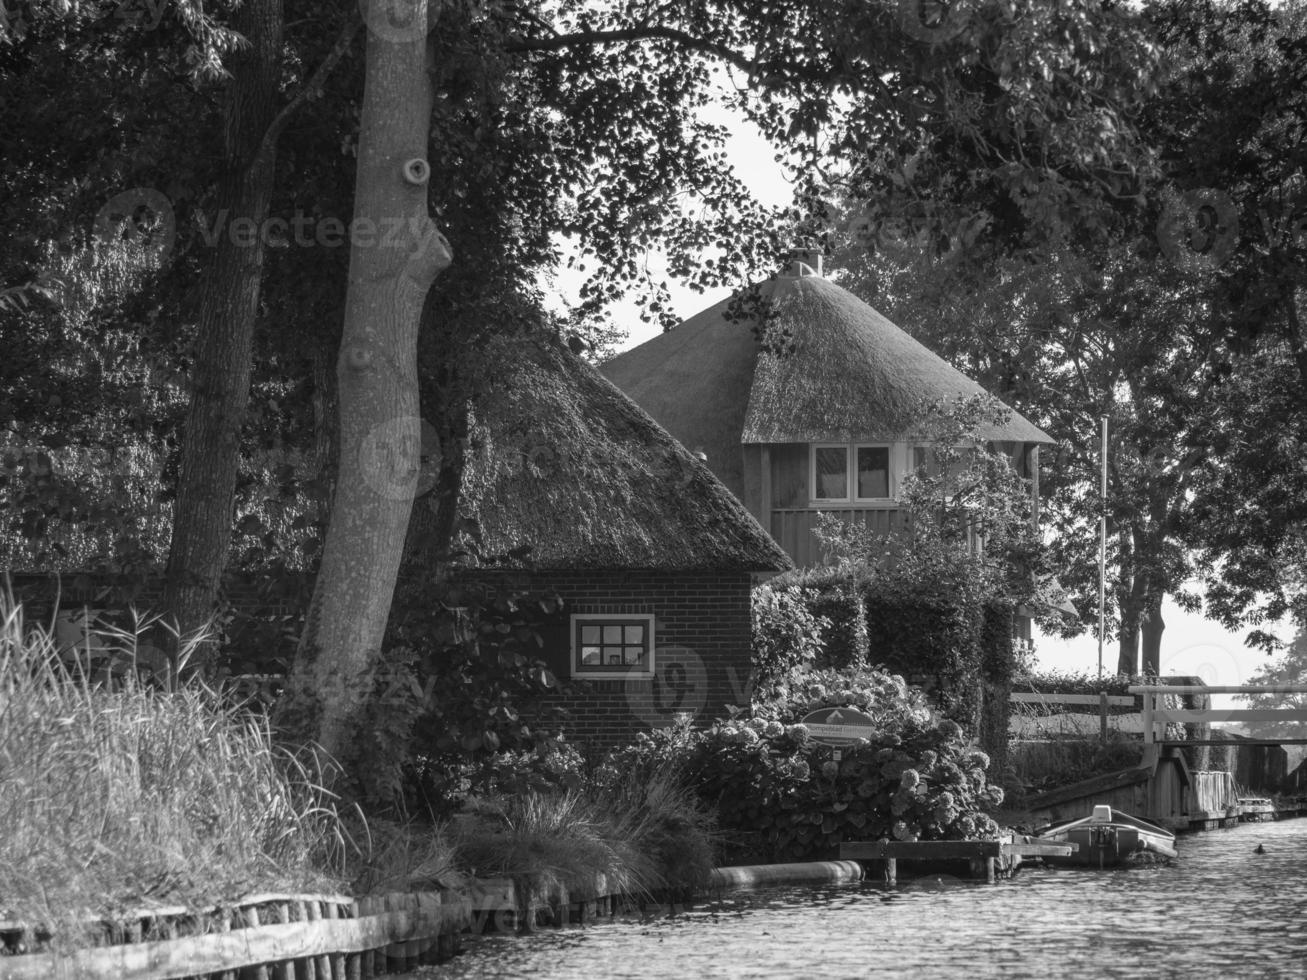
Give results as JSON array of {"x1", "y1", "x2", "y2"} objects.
[{"x1": 472, "y1": 569, "x2": 759, "y2": 749}]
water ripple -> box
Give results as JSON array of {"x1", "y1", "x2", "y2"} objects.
[{"x1": 428, "y1": 819, "x2": 1307, "y2": 980}]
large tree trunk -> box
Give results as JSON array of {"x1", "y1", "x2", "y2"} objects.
[
  {"x1": 1140, "y1": 596, "x2": 1165, "y2": 676},
  {"x1": 278, "y1": 17, "x2": 451, "y2": 767},
  {"x1": 161, "y1": 0, "x2": 283, "y2": 661},
  {"x1": 1115, "y1": 526, "x2": 1141, "y2": 676}
]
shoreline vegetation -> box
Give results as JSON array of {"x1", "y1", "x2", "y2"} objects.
[{"x1": 2, "y1": 591, "x2": 1013, "y2": 956}]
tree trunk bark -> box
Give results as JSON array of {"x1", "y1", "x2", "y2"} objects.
[
  {"x1": 278, "y1": 19, "x2": 451, "y2": 768},
  {"x1": 1115, "y1": 526, "x2": 1141, "y2": 676},
  {"x1": 1140, "y1": 595, "x2": 1165, "y2": 676},
  {"x1": 161, "y1": 0, "x2": 283, "y2": 663}
]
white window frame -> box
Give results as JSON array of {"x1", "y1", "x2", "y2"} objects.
[
  {"x1": 809, "y1": 442, "x2": 897, "y2": 505},
  {"x1": 570, "y1": 613, "x2": 656, "y2": 679}
]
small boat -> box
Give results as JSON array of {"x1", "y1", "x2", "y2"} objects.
[{"x1": 1035, "y1": 805, "x2": 1178, "y2": 868}]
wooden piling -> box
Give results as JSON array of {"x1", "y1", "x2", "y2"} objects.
[
  {"x1": 243, "y1": 906, "x2": 270, "y2": 980},
  {"x1": 325, "y1": 902, "x2": 346, "y2": 978}
]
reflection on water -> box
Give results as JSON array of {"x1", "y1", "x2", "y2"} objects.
[{"x1": 431, "y1": 819, "x2": 1307, "y2": 979}]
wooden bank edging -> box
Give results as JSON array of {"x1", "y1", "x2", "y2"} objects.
[{"x1": 0, "y1": 892, "x2": 470, "y2": 980}]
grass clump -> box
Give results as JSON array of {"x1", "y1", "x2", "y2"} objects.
[
  {"x1": 0, "y1": 596, "x2": 347, "y2": 934},
  {"x1": 451, "y1": 766, "x2": 716, "y2": 911}
]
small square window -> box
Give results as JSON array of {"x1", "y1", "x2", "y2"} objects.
[{"x1": 571, "y1": 615, "x2": 656, "y2": 678}]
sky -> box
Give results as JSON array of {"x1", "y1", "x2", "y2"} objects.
[{"x1": 541, "y1": 91, "x2": 1296, "y2": 697}]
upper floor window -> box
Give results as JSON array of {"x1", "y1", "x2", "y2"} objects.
[{"x1": 811, "y1": 443, "x2": 893, "y2": 503}]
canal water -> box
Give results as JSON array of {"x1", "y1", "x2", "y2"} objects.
[{"x1": 427, "y1": 818, "x2": 1307, "y2": 979}]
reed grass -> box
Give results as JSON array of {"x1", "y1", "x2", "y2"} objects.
[
  {"x1": 0, "y1": 594, "x2": 347, "y2": 935},
  {"x1": 452, "y1": 766, "x2": 717, "y2": 909}
]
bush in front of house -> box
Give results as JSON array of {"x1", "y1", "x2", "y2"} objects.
[
  {"x1": 751, "y1": 583, "x2": 828, "y2": 690},
  {"x1": 765, "y1": 566, "x2": 871, "y2": 672},
  {"x1": 607, "y1": 665, "x2": 1004, "y2": 864}
]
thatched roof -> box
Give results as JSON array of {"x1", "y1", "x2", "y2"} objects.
[
  {"x1": 456, "y1": 335, "x2": 792, "y2": 573},
  {"x1": 601, "y1": 271, "x2": 1052, "y2": 487}
]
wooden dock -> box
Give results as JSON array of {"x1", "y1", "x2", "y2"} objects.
[{"x1": 838, "y1": 838, "x2": 1077, "y2": 884}]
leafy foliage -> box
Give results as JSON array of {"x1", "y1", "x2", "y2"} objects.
[
  {"x1": 750, "y1": 583, "x2": 828, "y2": 691},
  {"x1": 608, "y1": 667, "x2": 1004, "y2": 864},
  {"x1": 764, "y1": 566, "x2": 871, "y2": 672},
  {"x1": 346, "y1": 578, "x2": 575, "y2": 813},
  {"x1": 1235, "y1": 629, "x2": 1307, "y2": 739}
]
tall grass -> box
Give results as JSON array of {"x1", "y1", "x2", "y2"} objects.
[
  {"x1": 452, "y1": 766, "x2": 717, "y2": 910},
  {"x1": 0, "y1": 595, "x2": 347, "y2": 932}
]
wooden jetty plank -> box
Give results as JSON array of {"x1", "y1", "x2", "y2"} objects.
[
  {"x1": 1005, "y1": 842, "x2": 1078, "y2": 858},
  {"x1": 840, "y1": 840, "x2": 1078, "y2": 862},
  {"x1": 0, "y1": 897, "x2": 467, "y2": 980},
  {"x1": 840, "y1": 840, "x2": 1003, "y2": 860}
]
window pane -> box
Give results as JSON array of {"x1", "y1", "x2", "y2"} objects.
[
  {"x1": 815, "y1": 447, "x2": 848, "y2": 499},
  {"x1": 624, "y1": 625, "x2": 645, "y2": 644},
  {"x1": 580, "y1": 646, "x2": 601, "y2": 665},
  {"x1": 857, "y1": 446, "x2": 889, "y2": 498},
  {"x1": 606, "y1": 652, "x2": 624, "y2": 665},
  {"x1": 624, "y1": 646, "x2": 645, "y2": 665},
  {"x1": 581, "y1": 625, "x2": 601, "y2": 644},
  {"x1": 603, "y1": 625, "x2": 623, "y2": 644}
]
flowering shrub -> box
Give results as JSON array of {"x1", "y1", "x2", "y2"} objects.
[
  {"x1": 609, "y1": 665, "x2": 1003, "y2": 864},
  {"x1": 751, "y1": 585, "x2": 828, "y2": 690}
]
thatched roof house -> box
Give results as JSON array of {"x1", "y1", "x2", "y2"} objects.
[
  {"x1": 601, "y1": 263, "x2": 1053, "y2": 568},
  {"x1": 444, "y1": 334, "x2": 789, "y2": 747},
  {"x1": 456, "y1": 334, "x2": 790, "y2": 573}
]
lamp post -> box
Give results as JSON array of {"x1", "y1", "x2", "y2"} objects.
[{"x1": 1098, "y1": 416, "x2": 1108, "y2": 679}]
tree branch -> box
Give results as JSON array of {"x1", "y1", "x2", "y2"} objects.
[
  {"x1": 245, "y1": 17, "x2": 361, "y2": 176},
  {"x1": 504, "y1": 25, "x2": 755, "y2": 76}
]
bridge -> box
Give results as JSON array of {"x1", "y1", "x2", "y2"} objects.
[
  {"x1": 1021, "y1": 684, "x2": 1307, "y2": 831},
  {"x1": 1129, "y1": 683, "x2": 1307, "y2": 746}
]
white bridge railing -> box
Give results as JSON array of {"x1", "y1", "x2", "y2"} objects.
[{"x1": 1127, "y1": 684, "x2": 1307, "y2": 745}]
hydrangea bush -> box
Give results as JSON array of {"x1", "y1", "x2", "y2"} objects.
[{"x1": 608, "y1": 665, "x2": 1004, "y2": 864}]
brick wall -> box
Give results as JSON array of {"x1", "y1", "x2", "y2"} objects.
[
  {"x1": 8, "y1": 566, "x2": 760, "y2": 753},
  {"x1": 496, "y1": 569, "x2": 758, "y2": 752}
]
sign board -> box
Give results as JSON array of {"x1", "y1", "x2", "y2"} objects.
[{"x1": 800, "y1": 706, "x2": 878, "y2": 746}]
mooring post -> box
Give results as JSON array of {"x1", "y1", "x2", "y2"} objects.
[
  {"x1": 883, "y1": 858, "x2": 896, "y2": 885},
  {"x1": 968, "y1": 857, "x2": 996, "y2": 883},
  {"x1": 1100, "y1": 691, "x2": 1109, "y2": 744}
]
